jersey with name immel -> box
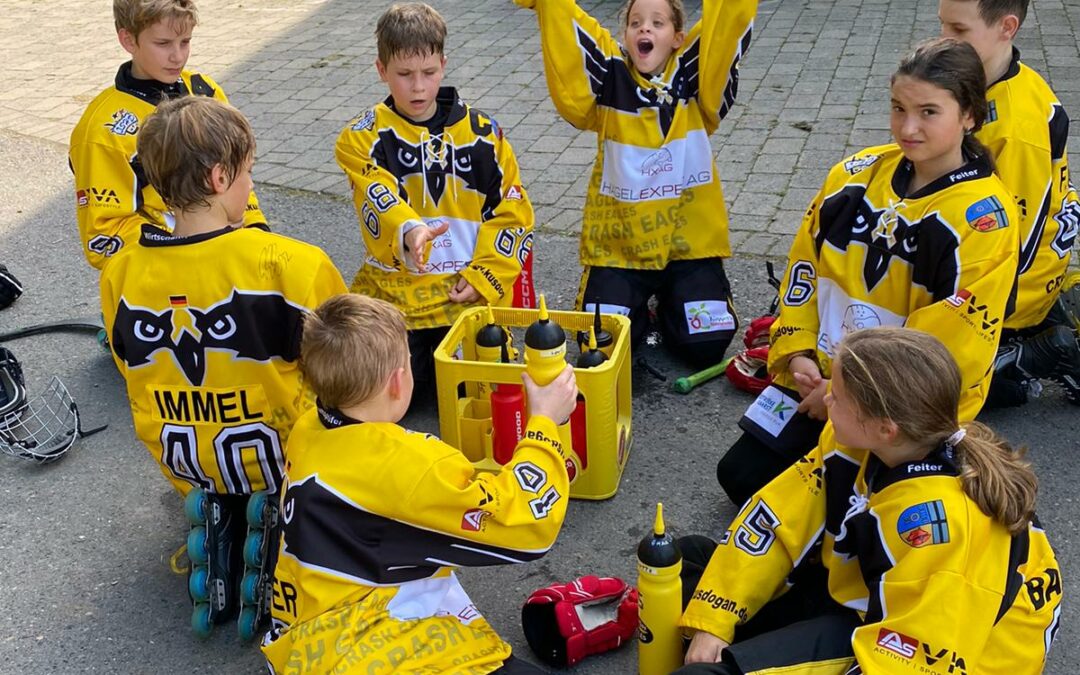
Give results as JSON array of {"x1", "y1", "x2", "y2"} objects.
[
  {"x1": 768, "y1": 145, "x2": 1018, "y2": 423},
  {"x1": 99, "y1": 226, "x2": 347, "y2": 497},
  {"x1": 69, "y1": 62, "x2": 267, "y2": 270},
  {"x1": 516, "y1": 0, "x2": 756, "y2": 269},
  {"x1": 978, "y1": 50, "x2": 1079, "y2": 329},
  {"x1": 260, "y1": 408, "x2": 571, "y2": 674},
  {"x1": 335, "y1": 88, "x2": 534, "y2": 330},
  {"x1": 681, "y1": 424, "x2": 1062, "y2": 675}
]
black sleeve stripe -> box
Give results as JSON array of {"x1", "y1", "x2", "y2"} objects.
[
  {"x1": 575, "y1": 24, "x2": 609, "y2": 97},
  {"x1": 994, "y1": 528, "x2": 1030, "y2": 625},
  {"x1": 281, "y1": 476, "x2": 549, "y2": 586},
  {"x1": 1049, "y1": 104, "x2": 1069, "y2": 161}
]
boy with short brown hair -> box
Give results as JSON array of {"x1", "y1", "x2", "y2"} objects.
[
  {"x1": 70, "y1": 0, "x2": 267, "y2": 271},
  {"x1": 940, "y1": 0, "x2": 1080, "y2": 407},
  {"x1": 336, "y1": 2, "x2": 536, "y2": 410},
  {"x1": 100, "y1": 96, "x2": 346, "y2": 638},
  {"x1": 261, "y1": 293, "x2": 578, "y2": 674}
]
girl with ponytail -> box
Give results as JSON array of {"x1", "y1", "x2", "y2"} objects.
[
  {"x1": 718, "y1": 37, "x2": 1020, "y2": 507},
  {"x1": 680, "y1": 327, "x2": 1060, "y2": 674}
]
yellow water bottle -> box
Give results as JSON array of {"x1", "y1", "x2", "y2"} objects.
[
  {"x1": 475, "y1": 305, "x2": 506, "y2": 398},
  {"x1": 524, "y1": 294, "x2": 579, "y2": 482},
  {"x1": 637, "y1": 503, "x2": 683, "y2": 675}
]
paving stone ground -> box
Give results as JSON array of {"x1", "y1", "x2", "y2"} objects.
[{"x1": 6, "y1": 0, "x2": 1080, "y2": 256}]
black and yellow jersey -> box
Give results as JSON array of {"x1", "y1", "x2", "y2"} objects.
[
  {"x1": 99, "y1": 225, "x2": 346, "y2": 496},
  {"x1": 768, "y1": 145, "x2": 1019, "y2": 422},
  {"x1": 978, "y1": 50, "x2": 1079, "y2": 329},
  {"x1": 260, "y1": 407, "x2": 572, "y2": 674},
  {"x1": 516, "y1": 0, "x2": 757, "y2": 270},
  {"x1": 69, "y1": 62, "x2": 267, "y2": 270},
  {"x1": 681, "y1": 424, "x2": 1062, "y2": 675},
  {"x1": 335, "y1": 88, "x2": 535, "y2": 330}
]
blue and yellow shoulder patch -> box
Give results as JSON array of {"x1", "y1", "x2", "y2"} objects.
[
  {"x1": 966, "y1": 196, "x2": 1009, "y2": 232},
  {"x1": 897, "y1": 500, "x2": 950, "y2": 548}
]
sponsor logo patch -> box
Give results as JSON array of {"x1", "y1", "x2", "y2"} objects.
[
  {"x1": 505, "y1": 185, "x2": 524, "y2": 201},
  {"x1": 897, "y1": 500, "x2": 949, "y2": 548},
  {"x1": 350, "y1": 109, "x2": 375, "y2": 132},
  {"x1": 76, "y1": 189, "x2": 88, "y2": 208},
  {"x1": 876, "y1": 628, "x2": 918, "y2": 658},
  {"x1": 684, "y1": 300, "x2": 736, "y2": 335},
  {"x1": 843, "y1": 154, "x2": 880, "y2": 175},
  {"x1": 966, "y1": 195, "x2": 1009, "y2": 232},
  {"x1": 461, "y1": 508, "x2": 491, "y2": 532}
]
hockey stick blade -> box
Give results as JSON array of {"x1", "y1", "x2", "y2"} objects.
[{"x1": 0, "y1": 317, "x2": 105, "y2": 342}]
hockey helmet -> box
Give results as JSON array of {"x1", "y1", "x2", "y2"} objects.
[{"x1": 0, "y1": 347, "x2": 84, "y2": 464}]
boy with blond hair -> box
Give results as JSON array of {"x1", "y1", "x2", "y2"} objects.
[
  {"x1": 336, "y1": 2, "x2": 536, "y2": 409},
  {"x1": 261, "y1": 293, "x2": 577, "y2": 674},
  {"x1": 100, "y1": 96, "x2": 346, "y2": 638},
  {"x1": 70, "y1": 0, "x2": 267, "y2": 271},
  {"x1": 940, "y1": 0, "x2": 1080, "y2": 407}
]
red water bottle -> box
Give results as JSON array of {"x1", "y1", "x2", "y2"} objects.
[{"x1": 491, "y1": 342, "x2": 526, "y2": 464}]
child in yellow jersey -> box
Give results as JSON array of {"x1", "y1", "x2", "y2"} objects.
[
  {"x1": 70, "y1": 0, "x2": 267, "y2": 271},
  {"x1": 261, "y1": 294, "x2": 578, "y2": 674},
  {"x1": 100, "y1": 96, "x2": 347, "y2": 636},
  {"x1": 678, "y1": 327, "x2": 1061, "y2": 674},
  {"x1": 336, "y1": 3, "x2": 536, "y2": 410},
  {"x1": 938, "y1": 0, "x2": 1080, "y2": 407},
  {"x1": 514, "y1": 0, "x2": 758, "y2": 367},
  {"x1": 716, "y1": 38, "x2": 1019, "y2": 506}
]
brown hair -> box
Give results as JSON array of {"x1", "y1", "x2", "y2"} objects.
[
  {"x1": 137, "y1": 96, "x2": 254, "y2": 212},
  {"x1": 114, "y1": 0, "x2": 198, "y2": 37},
  {"x1": 836, "y1": 327, "x2": 1037, "y2": 535},
  {"x1": 301, "y1": 294, "x2": 409, "y2": 409},
  {"x1": 376, "y1": 3, "x2": 447, "y2": 65},
  {"x1": 965, "y1": 0, "x2": 1029, "y2": 26},
  {"x1": 893, "y1": 37, "x2": 991, "y2": 164},
  {"x1": 620, "y1": 0, "x2": 686, "y2": 33}
]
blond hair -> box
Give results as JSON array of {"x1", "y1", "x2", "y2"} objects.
[
  {"x1": 137, "y1": 96, "x2": 255, "y2": 212},
  {"x1": 620, "y1": 0, "x2": 687, "y2": 33},
  {"x1": 114, "y1": 0, "x2": 198, "y2": 37},
  {"x1": 836, "y1": 327, "x2": 1037, "y2": 534},
  {"x1": 376, "y1": 3, "x2": 447, "y2": 65},
  {"x1": 301, "y1": 294, "x2": 409, "y2": 409}
]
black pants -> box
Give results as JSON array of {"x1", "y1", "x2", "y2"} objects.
[
  {"x1": 674, "y1": 536, "x2": 859, "y2": 674},
  {"x1": 577, "y1": 258, "x2": 739, "y2": 369},
  {"x1": 407, "y1": 326, "x2": 450, "y2": 412},
  {"x1": 986, "y1": 301, "x2": 1076, "y2": 408}
]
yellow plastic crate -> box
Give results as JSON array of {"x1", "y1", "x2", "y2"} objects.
[{"x1": 434, "y1": 306, "x2": 633, "y2": 500}]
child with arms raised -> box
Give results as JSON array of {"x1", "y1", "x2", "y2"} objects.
[{"x1": 515, "y1": 0, "x2": 758, "y2": 367}]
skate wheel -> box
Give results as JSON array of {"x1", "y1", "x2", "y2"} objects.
[
  {"x1": 184, "y1": 489, "x2": 207, "y2": 525},
  {"x1": 191, "y1": 603, "x2": 213, "y2": 638},
  {"x1": 241, "y1": 571, "x2": 262, "y2": 605},
  {"x1": 189, "y1": 566, "x2": 210, "y2": 601},
  {"x1": 187, "y1": 526, "x2": 208, "y2": 565},
  {"x1": 243, "y1": 531, "x2": 264, "y2": 568},
  {"x1": 246, "y1": 491, "x2": 270, "y2": 527},
  {"x1": 96, "y1": 328, "x2": 111, "y2": 353},
  {"x1": 237, "y1": 606, "x2": 262, "y2": 642}
]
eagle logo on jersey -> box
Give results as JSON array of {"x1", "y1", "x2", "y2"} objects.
[
  {"x1": 575, "y1": 25, "x2": 699, "y2": 136},
  {"x1": 105, "y1": 109, "x2": 139, "y2": 136},
  {"x1": 819, "y1": 189, "x2": 960, "y2": 294},
  {"x1": 1050, "y1": 194, "x2": 1079, "y2": 258},
  {"x1": 111, "y1": 290, "x2": 305, "y2": 386},
  {"x1": 373, "y1": 130, "x2": 494, "y2": 209}
]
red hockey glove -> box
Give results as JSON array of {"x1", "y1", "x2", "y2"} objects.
[
  {"x1": 521, "y1": 575, "x2": 638, "y2": 667},
  {"x1": 742, "y1": 315, "x2": 775, "y2": 349},
  {"x1": 726, "y1": 346, "x2": 772, "y2": 394}
]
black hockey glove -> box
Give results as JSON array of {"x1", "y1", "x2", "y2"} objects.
[{"x1": 0, "y1": 264, "x2": 22, "y2": 309}]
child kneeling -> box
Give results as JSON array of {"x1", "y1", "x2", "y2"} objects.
[
  {"x1": 678, "y1": 327, "x2": 1061, "y2": 674},
  {"x1": 261, "y1": 294, "x2": 578, "y2": 674}
]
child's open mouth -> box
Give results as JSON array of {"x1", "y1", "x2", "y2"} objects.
[{"x1": 637, "y1": 39, "x2": 654, "y2": 56}]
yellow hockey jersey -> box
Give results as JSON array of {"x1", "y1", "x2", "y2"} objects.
[
  {"x1": 768, "y1": 145, "x2": 1019, "y2": 422},
  {"x1": 516, "y1": 0, "x2": 757, "y2": 269},
  {"x1": 100, "y1": 225, "x2": 347, "y2": 496},
  {"x1": 335, "y1": 88, "x2": 535, "y2": 330},
  {"x1": 261, "y1": 407, "x2": 572, "y2": 674},
  {"x1": 70, "y1": 62, "x2": 267, "y2": 270},
  {"x1": 978, "y1": 50, "x2": 1079, "y2": 329},
  {"x1": 681, "y1": 424, "x2": 1062, "y2": 675}
]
